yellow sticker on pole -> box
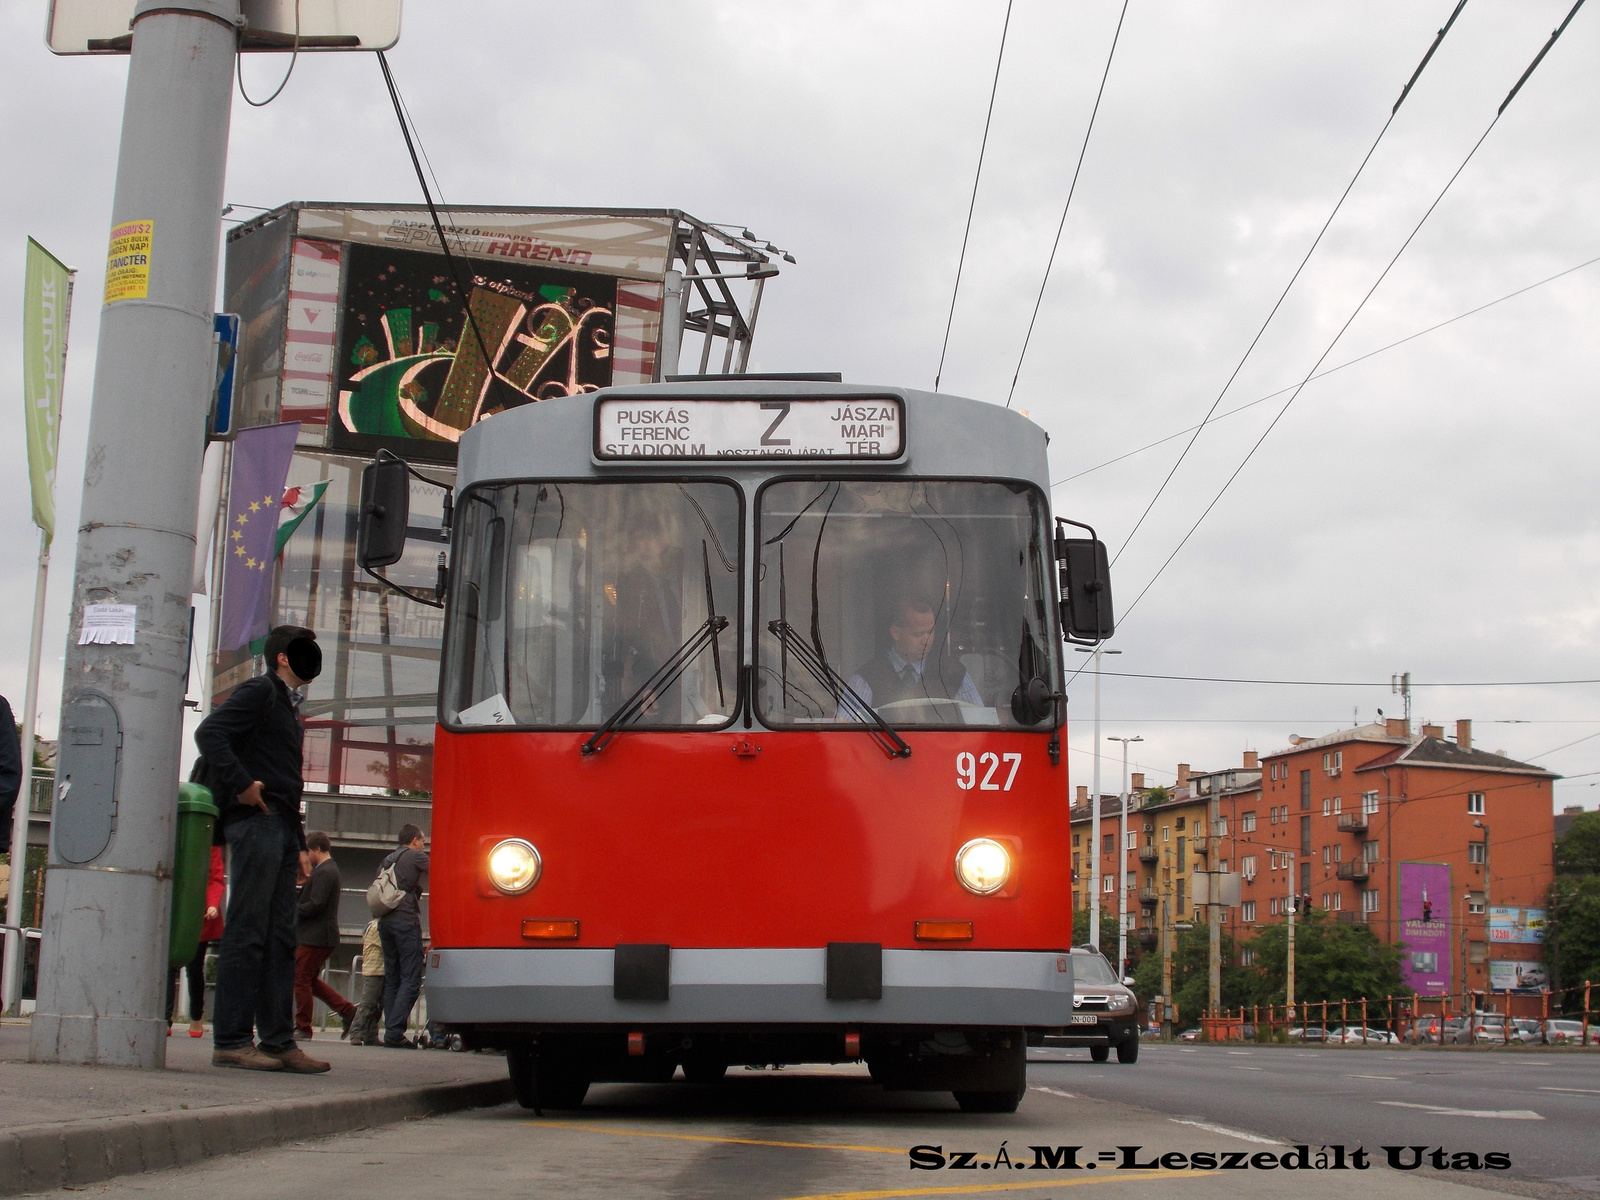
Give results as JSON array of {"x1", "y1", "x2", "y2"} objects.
[{"x1": 103, "y1": 219, "x2": 154, "y2": 303}]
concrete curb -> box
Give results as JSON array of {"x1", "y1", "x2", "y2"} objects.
[{"x1": 0, "y1": 1076, "x2": 512, "y2": 1195}]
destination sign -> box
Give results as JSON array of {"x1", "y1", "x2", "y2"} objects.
[{"x1": 595, "y1": 397, "x2": 905, "y2": 461}]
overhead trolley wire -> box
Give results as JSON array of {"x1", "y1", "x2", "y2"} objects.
[
  {"x1": 1114, "y1": 0, "x2": 1589, "y2": 630},
  {"x1": 1051, "y1": 251, "x2": 1600, "y2": 488},
  {"x1": 1005, "y1": 0, "x2": 1131, "y2": 409},
  {"x1": 933, "y1": 0, "x2": 1014, "y2": 394},
  {"x1": 1109, "y1": 1, "x2": 1469, "y2": 569}
]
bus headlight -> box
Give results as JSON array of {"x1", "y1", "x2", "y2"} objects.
[
  {"x1": 954, "y1": 838, "x2": 1011, "y2": 895},
  {"x1": 487, "y1": 839, "x2": 541, "y2": 894}
]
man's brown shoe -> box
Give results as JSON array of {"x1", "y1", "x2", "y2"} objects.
[
  {"x1": 261, "y1": 1044, "x2": 331, "y2": 1073},
  {"x1": 212, "y1": 1045, "x2": 285, "y2": 1071}
]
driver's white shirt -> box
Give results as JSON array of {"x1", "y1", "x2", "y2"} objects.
[{"x1": 842, "y1": 648, "x2": 983, "y2": 715}]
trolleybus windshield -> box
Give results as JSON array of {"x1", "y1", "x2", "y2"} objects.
[
  {"x1": 443, "y1": 480, "x2": 740, "y2": 731},
  {"x1": 756, "y1": 479, "x2": 1060, "y2": 730}
]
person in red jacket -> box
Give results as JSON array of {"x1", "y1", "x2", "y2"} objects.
[{"x1": 168, "y1": 846, "x2": 226, "y2": 1036}]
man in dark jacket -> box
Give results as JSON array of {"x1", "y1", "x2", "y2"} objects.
[
  {"x1": 196, "y1": 625, "x2": 329, "y2": 1073},
  {"x1": 378, "y1": 824, "x2": 429, "y2": 1047},
  {"x1": 0, "y1": 695, "x2": 21, "y2": 856},
  {"x1": 294, "y1": 831, "x2": 356, "y2": 1039}
]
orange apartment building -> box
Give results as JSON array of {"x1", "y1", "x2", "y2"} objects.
[{"x1": 1239, "y1": 719, "x2": 1556, "y2": 1000}]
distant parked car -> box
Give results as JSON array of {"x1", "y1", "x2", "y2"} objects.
[
  {"x1": 1508, "y1": 1019, "x2": 1542, "y2": 1046},
  {"x1": 1471, "y1": 1014, "x2": 1507, "y2": 1043},
  {"x1": 1442, "y1": 1017, "x2": 1470, "y2": 1044},
  {"x1": 1178, "y1": 1028, "x2": 1202, "y2": 1042},
  {"x1": 1542, "y1": 1019, "x2": 1600, "y2": 1046},
  {"x1": 1407, "y1": 1016, "x2": 1443, "y2": 1045},
  {"x1": 1288, "y1": 1026, "x2": 1327, "y2": 1042}
]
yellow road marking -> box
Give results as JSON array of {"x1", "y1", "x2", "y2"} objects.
[
  {"x1": 774, "y1": 1170, "x2": 1203, "y2": 1200},
  {"x1": 523, "y1": 1120, "x2": 903, "y2": 1154}
]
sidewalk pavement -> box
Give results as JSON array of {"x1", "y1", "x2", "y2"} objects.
[{"x1": 0, "y1": 1021, "x2": 511, "y2": 1195}]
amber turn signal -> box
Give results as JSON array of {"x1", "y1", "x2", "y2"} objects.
[
  {"x1": 522, "y1": 918, "x2": 580, "y2": 940},
  {"x1": 914, "y1": 920, "x2": 974, "y2": 941}
]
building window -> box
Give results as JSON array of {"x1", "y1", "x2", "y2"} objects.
[
  {"x1": 1103, "y1": 833, "x2": 1114, "y2": 855},
  {"x1": 1216, "y1": 816, "x2": 1228, "y2": 836},
  {"x1": 1163, "y1": 826, "x2": 1170, "y2": 843},
  {"x1": 1177, "y1": 837, "x2": 1187, "y2": 873},
  {"x1": 1363, "y1": 790, "x2": 1379, "y2": 815},
  {"x1": 1242, "y1": 812, "x2": 1256, "y2": 832},
  {"x1": 1241, "y1": 947, "x2": 1255, "y2": 966},
  {"x1": 1126, "y1": 831, "x2": 1137, "y2": 850},
  {"x1": 1468, "y1": 891, "x2": 1485, "y2": 914},
  {"x1": 1270, "y1": 897, "x2": 1281, "y2": 916},
  {"x1": 1332, "y1": 892, "x2": 1342, "y2": 911},
  {"x1": 1073, "y1": 852, "x2": 1081, "y2": 873},
  {"x1": 1104, "y1": 874, "x2": 1114, "y2": 893},
  {"x1": 1333, "y1": 844, "x2": 1342, "y2": 863},
  {"x1": 1468, "y1": 792, "x2": 1484, "y2": 815},
  {"x1": 1175, "y1": 879, "x2": 1185, "y2": 916},
  {"x1": 1242, "y1": 900, "x2": 1256, "y2": 923},
  {"x1": 1322, "y1": 845, "x2": 1331, "y2": 865},
  {"x1": 1176, "y1": 816, "x2": 1186, "y2": 830},
  {"x1": 1322, "y1": 752, "x2": 1330, "y2": 770},
  {"x1": 1321, "y1": 892, "x2": 1331, "y2": 910},
  {"x1": 1469, "y1": 841, "x2": 1486, "y2": 864},
  {"x1": 1333, "y1": 795, "x2": 1342, "y2": 814},
  {"x1": 1220, "y1": 859, "x2": 1229, "y2": 873},
  {"x1": 1363, "y1": 840, "x2": 1380, "y2": 863},
  {"x1": 1362, "y1": 888, "x2": 1380, "y2": 914},
  {"x1": 1300, "y1": 860, "x2": 1311, "y2": 897},
  {"x1": 1073, "y1": 833, "x2": 1080, "y2": 848},
  {"x1": 1241, "y1": 855, "x2": 1256, "y2": 880},
  {"x1": 1322, "y1": 797, "x2": 1331, "y2": 816},
  {"x1": 1301, "y1": 815, "x2": 1311, "y2": 854},
  {"x1": 1301, "y1": 769, "x2": 1311, "y2": 809},
  {"x1": 1269, "y1": 807, "x2": 1278, "y2": 826},
  {"x1": 1469, "y1": 940, "x2": 1486, "y2": 965}
]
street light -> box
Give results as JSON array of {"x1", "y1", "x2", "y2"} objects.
[
  {"x1": 1108, "y1": 735, "x2": 1143, "y2": 979},
  {"x1": 1074, "y1": 646, "x2": 1121, "y2": 949}
]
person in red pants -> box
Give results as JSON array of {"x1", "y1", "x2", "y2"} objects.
[
  {"x1": 294, "y1": 831, "x2": 355, "y2": 1038},
  {"x1": 168, "y1": 846, "x2": 225, "y2": 1036}
]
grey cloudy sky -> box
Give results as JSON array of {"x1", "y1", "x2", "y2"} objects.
[{"x1": 2, "y1": 1, "x2": 1597, "y2": 808}]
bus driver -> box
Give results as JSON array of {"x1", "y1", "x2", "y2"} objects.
[{"x1": 842, "y1": 595, "x2": 981, "y2": 719}]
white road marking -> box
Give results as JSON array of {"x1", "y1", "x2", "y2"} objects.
[
  {"x1": 1379, "y1": 1101, "x2": 1543, "y2": 1120},
  {"x1": 1232, "y1": 1066, "x2": 1264, "y2": 1071},
  {"x1": 1538, "y1": 1087, "x2": 1600, "y2": 1095},
  {"x1": 1031, "y1": 1086, "x2": 1076, "y2": 1098},
  {"x1": 1169, "y1": 1118, "x2": 1284, "y2": 1146},
  {"x1": 1348, "y1": 1074, "x2": 1398, "y2": 1080},
  {"x1": 1226, "y1": 1051, "x2": 1253, "y2": 1056}
]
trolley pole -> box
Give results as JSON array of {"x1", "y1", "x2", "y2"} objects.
[
  {"x1": 30, "y1": 0, "x2": 237, "y2": 1068},
  {"x1": 1285, "y1": 851, "x2": 1296, "y2": 1022},
  {"x1": 1109, "y1": 735, "x2": 1142, "y2": 978},
  {"x1": 1160, "y1": 883, "x2": 1173, "y2": 1038},
  {"x1": 1208, "y1": 773, "x2": 1221, "y2": 1016}
]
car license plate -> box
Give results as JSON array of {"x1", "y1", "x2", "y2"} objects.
[{"x1": 1069, "y1": 1014, "x2": 1099, "y2": 1025}]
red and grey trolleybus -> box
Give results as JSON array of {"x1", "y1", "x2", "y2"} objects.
[{"x1": 358, "y1": 377, "x2": 1114, "y2": 1112}]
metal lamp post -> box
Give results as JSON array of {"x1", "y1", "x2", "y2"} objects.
[
  {"x1": 1074, "y1": 646, "x2": 1120, "y2": 948},
  {"x1": 1109, "y1": 735, "x2": 1142, "y2": 979}
]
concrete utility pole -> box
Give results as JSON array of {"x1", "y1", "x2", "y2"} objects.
[
  {"x1": 30, "y1": 0, "x2": 237, "y2": 1068},
  {"x1": 1208, "y1": 776, "x2": 1221, "y2": 1016},
  {"x1": 1160, "y1": 880, "x2": 1174, "y2": 1038},
  {"x1": 1109, "y1": 735, "x2": 1141, "y2": 979},
  {"x1": 1285, "y1": 850, "x2": 1296, "y2": 1022},
  {"x1": 1075, "y1": 646, "x2": 1119, "y2": 948}
]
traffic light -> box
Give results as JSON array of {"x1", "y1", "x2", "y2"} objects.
[{"x1": 1422, "y1": 900, "x2": 1433, "y2": 923}]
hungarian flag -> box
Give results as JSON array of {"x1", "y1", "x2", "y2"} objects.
[{"x1": 275, "y1": 480, "x2": 330, "y2": 557}]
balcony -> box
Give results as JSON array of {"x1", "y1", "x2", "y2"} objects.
[
  {"x1": 1335, "y1": 861, "x2": 1371, "y2": 882},
  {"x1": 1191, "y1": 835, "x2": 1209, "y2": 857},
  {"x1": 1336, "y1": 813, "x2": 1369, "y2": 833},
  {"x1": 1138, "y1": 846, "x2": 1159, "y2": 864},
  {"x1": 1137, "y1": 929, "x2": 1159, "y2": 949},
  {"x1": 1138, "y1": 887, "x2": 1160, "y2": 907},
  {"x1": 1336, "y1": 911, "x2": 1365, "y2": 924}
]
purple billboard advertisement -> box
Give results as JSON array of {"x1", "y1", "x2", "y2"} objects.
[{"x1": 1399, "y1": 862, "x2": 1452, "y2": 995}]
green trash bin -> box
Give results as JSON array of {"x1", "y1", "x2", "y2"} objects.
[{"x1": 170, "y1": 782, "x2": 220, "y2": 969}]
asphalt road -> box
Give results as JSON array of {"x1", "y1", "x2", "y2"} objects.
[
  {"x1": 1030, "y1": 1042, "x2": 1600, "y2": 1192},
  {"x1": 74, "y1": 1050, "x2": 1599, "y2": 1200}
]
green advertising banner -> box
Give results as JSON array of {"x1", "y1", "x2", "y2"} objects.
[{"x1": 23, "y1": 238, "x2": 74, "y2": 543}]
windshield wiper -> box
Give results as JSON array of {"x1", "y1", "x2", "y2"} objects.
[
  {"x1": 767, "y1": 620, "x2": 911, "y2": 759},
  {"x1": 582, "y1": 541, "x2": 729, "y2": 757},
  {"x1": 581, "y1": 614, "x2": 729, "y2": 756}
]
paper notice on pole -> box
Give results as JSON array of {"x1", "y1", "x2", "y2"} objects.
[
  {"x1": 103, "y1": 220, "x2": 153, "y2": 303},
  {"x1": 78, "y1": 604, "x2": 137, "y2": 645}
]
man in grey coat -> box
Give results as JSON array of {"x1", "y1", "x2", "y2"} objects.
[
  {"x1": 378, "y1": 824, "x2": 429, "y2": 1047},
  {"x1": 295, "y1": 831, "x2": 355, "y2": 1039}
]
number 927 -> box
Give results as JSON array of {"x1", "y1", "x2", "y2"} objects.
[{"x1": 956, "y1": 751, "x2": 1021, "y2": 791}]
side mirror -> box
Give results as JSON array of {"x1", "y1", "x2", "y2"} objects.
[
  {"x1": 1056, "y1": 530, "x2": 1114, "y2": 643},
  {"x1": 1123, "y1": 976, "x2": 1136, "y2": 987},
  {"x1": 358, "y1": 456, "x2": 410, "y2": 570}
]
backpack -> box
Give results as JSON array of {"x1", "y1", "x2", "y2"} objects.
[{"x1": 367, "y1": 860, "x2": 406, "y2": 917}]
